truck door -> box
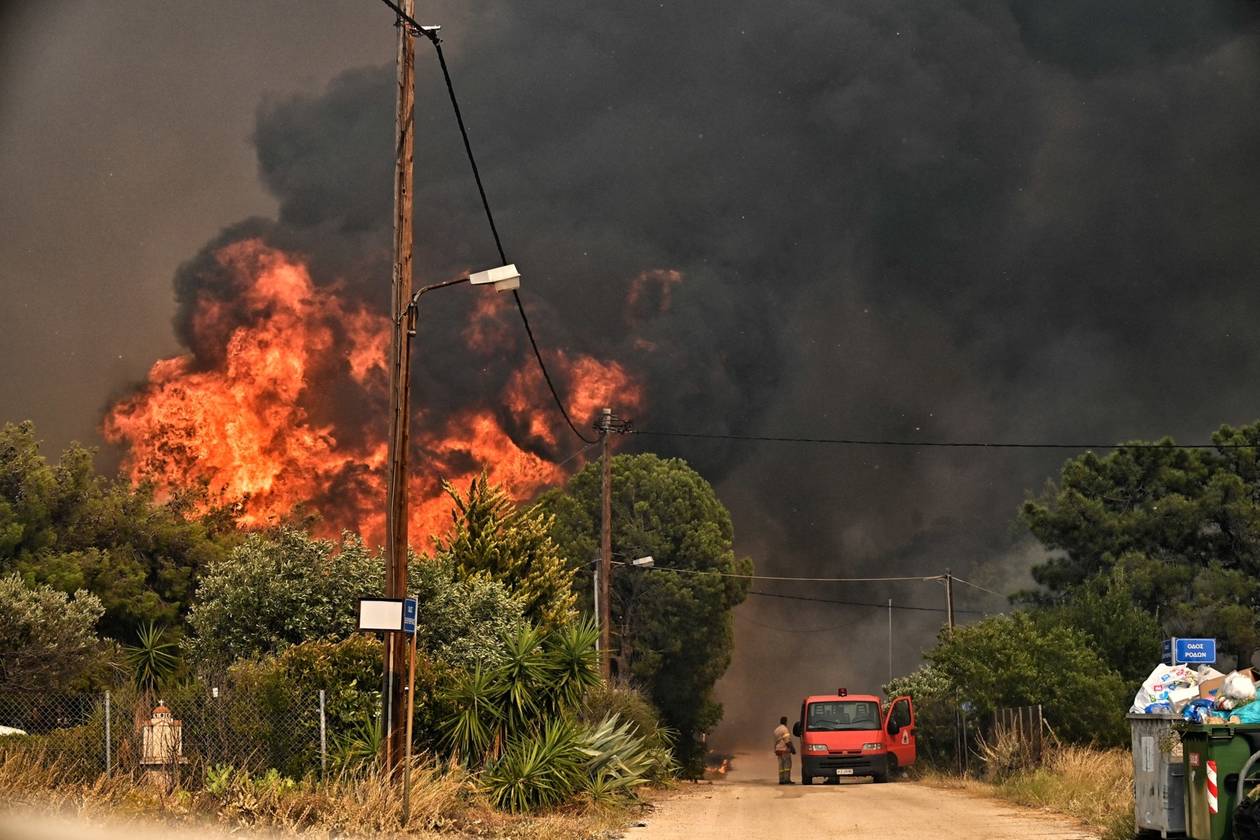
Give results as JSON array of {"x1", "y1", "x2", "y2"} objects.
[{"x1": 884, "y1": 695, "x2": 916, "y2": 769}]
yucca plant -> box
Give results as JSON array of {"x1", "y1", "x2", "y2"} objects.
[
  {"x1": 546, "y1": 618, "x2": 601, "y2": 713},
  {"x1": 483, "y1": 717, "x2": 586, "y2": 812},
  {"x1": 440, "y1": 665, "x2": 504, "y2": 767},
  {"x1": 331, "y1": 708, "x2": 383, "y2": 773},
  {"x1": 124, "y1": 622, "x2": 180, "y2": 693},
  {"x1": 498, "y1": 625, "x2": 556, "y2": 731},
  {"x1": 579, "y1": 714, "x2": 671, "y2": 793}
]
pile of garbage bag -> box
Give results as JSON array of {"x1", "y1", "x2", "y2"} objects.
[{"x1": 1131, "y1": 663, "x2": 1260, "y2": 724}]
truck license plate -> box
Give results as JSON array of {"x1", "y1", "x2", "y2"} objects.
[{"x1": 836, "y1": 769, "x2": 854, "y2": 776}]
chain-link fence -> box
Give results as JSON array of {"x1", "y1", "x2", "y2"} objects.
[{"x1": 0, "y1": 679, "x2": 337, "y2": 783}]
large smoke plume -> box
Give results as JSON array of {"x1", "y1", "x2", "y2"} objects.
[{"x1": 78, "y1": 0, "x2": 1260, "y2": 743}]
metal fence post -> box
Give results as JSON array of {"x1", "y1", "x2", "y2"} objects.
[
  {"x1": 104, "y1": 690, "x2": 112, "y2": 777},
  {"x1": 319, "y1": 689, "x2": 327, "y2": 776}
]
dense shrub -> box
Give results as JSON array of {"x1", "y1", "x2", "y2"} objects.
[
  {"x1": 908, "y1": 612, "x2": 1129, "y2": 748},
  {"x1": 185, "y1": 529, "x2": 381, "y2": 668}
]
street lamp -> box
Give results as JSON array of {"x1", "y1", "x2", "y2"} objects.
[
  {"x1": 399, "y1": 264, "x2": 521, "y2": 331},
  {"x1": 592, "y1": 553, "x2": 655, "y2": 660},
  {"x1": 383, "y1": 262, "x2": 521, "y2": 771}
]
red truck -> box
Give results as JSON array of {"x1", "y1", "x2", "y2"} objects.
[{"x1": 790, "y1": 689, "x2": 916, "y2": 784}]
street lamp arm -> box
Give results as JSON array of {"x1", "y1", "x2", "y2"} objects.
[{"x1": 395, "y1": 276, "x2": 472, "y2": 325}]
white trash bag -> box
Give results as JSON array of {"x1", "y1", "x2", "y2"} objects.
[
  {"x1": 1131, "y1": 664, "x2": 1199, "y2": 714},
  {"x1": 1223, "y1": 671, "x2": 1257, "y2": 704}
]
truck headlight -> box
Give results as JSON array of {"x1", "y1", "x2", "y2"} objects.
[
  {"x1": 862, "y1": 743, "x2": 884, "y2": 751},
  {"x1": 807, "y1": 744, "x2": 828, "y2": 752}
]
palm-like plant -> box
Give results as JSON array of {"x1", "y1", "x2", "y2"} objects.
[
  {"x1": 331, "y1": 709, "x2": 383, "y2": 773},
  {"x1": 579, "y1": 714, "x2": 675, "y2": 792},
  {"x1": 440, "y1": 666, "x2": 504, "y2": 767},
  {"x1": 499, "y1": 625, "x2": 555, "y2": 729},
  {"x1": 124, "y1": 622, "x2": 179, "y2": 693},
  {"x1": 483, "y1": 718, "x2": 585, "y2": 812},
  {"x1": 546, "y1": 619, "x2": 601, "y2": 713}
]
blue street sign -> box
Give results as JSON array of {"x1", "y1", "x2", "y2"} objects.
[
  {"x1": 403, "y1": 597, "x2": 417, "y2": 636},
  {"x1": 1162, "y1": 637, "x2": 1216, "y2": 665}
]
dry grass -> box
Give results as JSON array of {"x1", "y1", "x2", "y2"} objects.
[
  {"x1": 918, "y1": 745, "x2": 1134, "y2": 840},
  {"x1": 0, "y1": 750, "x2": 640, "y2": 839}
]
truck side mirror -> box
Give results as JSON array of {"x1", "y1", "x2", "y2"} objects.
[
  {"x1": 887, "y1": 721, "x2": 901, "y2": 737},
  {"x1": 792, "y1": 721, "x2": 801, "y2": 738}
]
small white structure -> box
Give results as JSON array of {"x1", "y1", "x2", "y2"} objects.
[{"x1": 140, "y1": 701, "x2": 186, "y2": 787}]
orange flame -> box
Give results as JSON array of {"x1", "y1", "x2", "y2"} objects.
[{"x1": 104, "y1": 239, "x2": 642, "y2": 546}]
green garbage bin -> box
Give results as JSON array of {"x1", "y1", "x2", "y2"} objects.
[{"x1": 1180, "y1": 722, "x2": 1260, "y2": 840}]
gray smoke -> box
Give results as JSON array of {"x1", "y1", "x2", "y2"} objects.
[{"x1": 23, "y1": 0, "x2": 1260, "y2": 745}]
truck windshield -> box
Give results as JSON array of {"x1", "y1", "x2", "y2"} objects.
[{"x1": 806, "y1": 701, "x2": 880, "y2": 732}]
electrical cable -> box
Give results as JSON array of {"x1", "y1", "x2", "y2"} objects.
[
  {"x1": 949, "y1": 576, "x2": 1006, "y2": 599},
  {"x1": 736, "y1": 613, "x2": 852, "y2": 633},
  {"x1": 745, "y1": 589, "x2": 983, "y2": 615},
  {"x1": 614, "y1": 562, "x2": 945, "y2": 584},
  {"x1": 375, "y1": 0, "x2": 599, "y2": 445},
  {"x1": 430, "y1": 31, "x2": 598, "y2": 444},
  {"x1": 554, "y1": 440, "x2": 601, "y2": 469},
  {"x1": 633, "y1": 429, "x2": 1253, "y2": 451},
  {"x1": 375, "y1": 2, "x2": 1242, "y2": 458}
]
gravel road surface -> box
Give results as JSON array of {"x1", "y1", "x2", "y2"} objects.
[{"x1": 626, "y1": 753, "x2": 1095, "y2": 839}]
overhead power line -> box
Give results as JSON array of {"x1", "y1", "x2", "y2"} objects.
[
  {"x1": 375, "y1": 2, "x2": 1247, "y2": 459},
  {"x1": 633, "y1": 430, "x2": 1253, "y2": 451},
  {"x1": 950, "y1": 575, "x2": 1006, "y2": 599},
  {"x1": 745, "y1": 589, "x2": 983, "y2": 615},
  {"x1": 736, "y1": 612, "x2": 852, "y2": 633},
  {"x1": 613, "y1": 562, "x2": 946, "y2": 584},
  {"x1": 376, "y1": 0, "x2": 598, "y2": 445}
]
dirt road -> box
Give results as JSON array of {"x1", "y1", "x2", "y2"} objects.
[{"x1": 626, "y1": 753, "x2": 1094, "y2": 840}]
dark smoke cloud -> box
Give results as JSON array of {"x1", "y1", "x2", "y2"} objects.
[
  {"x1": 173, "y1": 0, "x2": 1260, "y2": 742},
  {"x1": 10, "y1": 0, "x2": 1260, "y2": 745}
]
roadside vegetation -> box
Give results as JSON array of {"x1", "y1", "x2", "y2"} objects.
[
  {"x1": 0, "y1": 749, "x2": 636, "y2": 838},
  {"x1": 883, "y1": 422, "x2": 1260, "y2": 839},
  {"x1": 1, "y1": 421, "x2": 758, "y2": 833},
  {"x1": 919, "y1": 741, "x2": 1133, "y2": 840}
]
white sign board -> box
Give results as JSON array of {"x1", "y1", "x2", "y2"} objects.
[{"x1": 358, "y1": 598, "x2": 404, "y2": 632}]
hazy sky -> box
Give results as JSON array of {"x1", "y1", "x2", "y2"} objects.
[{"x1": 5, "y1": 0, "x2": 1260, "y2": 739}]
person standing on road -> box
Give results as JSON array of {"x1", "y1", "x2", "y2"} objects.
[{"x1": 774, "y1": 715, "x2": 796, "y2": 784}]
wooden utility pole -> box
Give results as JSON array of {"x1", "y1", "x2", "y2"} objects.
[
  {"x1": 887, "y1": 598, "x2": 893, "y2": 682},
  {"x1": 945, "y1": 568, "x2": 961, "y2": 771},
  {"x1": 599, "y1": 407, "x2": 613, "y2": 680},
  {"x1": 383, "y1": 0, "x2": 417, "y2": 773}
]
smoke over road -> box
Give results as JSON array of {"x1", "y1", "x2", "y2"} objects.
[{"x1": 6, "y1": 0, "x2": 1260, "y2": 745}]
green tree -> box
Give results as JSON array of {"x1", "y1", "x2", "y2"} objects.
[
  {"x1": 408, "y1": 555, "x2": 529, "y2": 672},
  {"x1": 0, "y1": 420, "x2": 235, "y2": 640},
  {"x1": 433, "y1": 475, "x2": 577, "y2": 629},
  {"x1": 541, "y1": 453, "x2": 752, "y2": 776},
  {"x1": 883, "y1": 665, "x2": 957, "y2": 767},
  {"x1": 1021, "y1": 421, "x2": 1260, "y2": 663},
  {"x1": 926, "y1": 612, "x2": 1129, "y2": 745},
  {"x1": 0, "y1": 573, "x2": 106, "y2": 692},
  {"x1": 1032, "y1": 567, "x2": 1163, "y2": 684},
  {"x1": 185, "y1": 528, "x2": 380, "y2": 668}
]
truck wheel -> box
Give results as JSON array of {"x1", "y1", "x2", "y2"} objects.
[
  {"x1": 872, "y1": 774, "x2": 887, "y2": 783},
  {"x1": 886, "y1": 755, "x2": 899, "y2": 781},
  {"x1": 801, "y1": 773, "x2": 813, "y2": 785}
]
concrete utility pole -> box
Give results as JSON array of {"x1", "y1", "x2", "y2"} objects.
[
  {"x1": 944, "y1": 568, "x2": 956, "y2": 635},
  {"x1": 383, "y1": 0, "x2": 417, "y2": 772}
]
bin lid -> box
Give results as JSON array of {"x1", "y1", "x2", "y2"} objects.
[{"x1": 1128, "y1": 713, "x2": 1183, "y2": 721}]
